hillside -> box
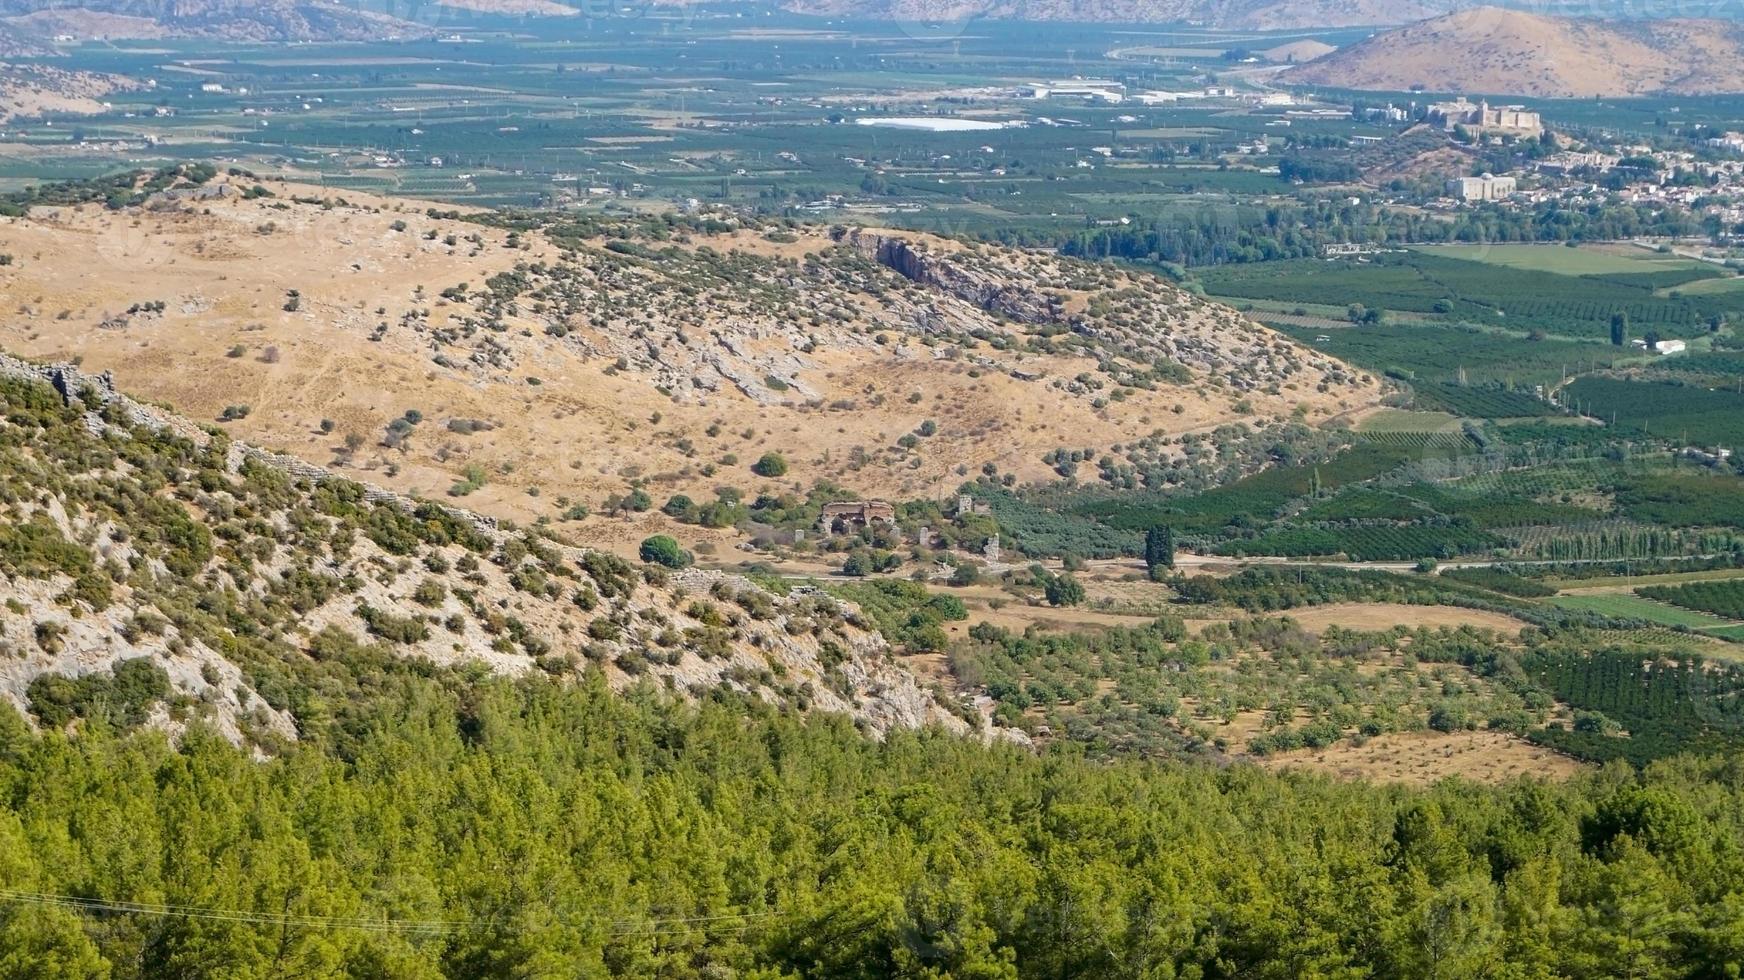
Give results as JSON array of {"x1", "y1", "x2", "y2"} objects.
[
  {"x1": 0, "y1": 0, "x2": 426, "y2": 41},
  {"x1": 0, "y1": 167, "x2": 1379, "y2": 558},
  {"x1": 0, "y1": 355, "x2": 981, "y2": 749},
  {"x1": 1289, "y1": 6, "x2": 1744, "y2": 98},
  {"x1": 0, "y1": 63, "x2": 134, "y2": 122}
]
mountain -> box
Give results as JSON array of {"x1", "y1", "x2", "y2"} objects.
[
  {"x1": 1288, "y1": 6, "x2": 1744, "y2": 98},
  {"x1": 0, "y1": 63, "x2": 134, "y2": 121},
  {"x1": 0, "y1": 168, "x2": 1376, "y2": 554},
  {"x1": 0, "y1": 164, "x2": 1379, "y2": 745},
  {"x1": 0, "y1": 1, "x2": 428, "y2": 41},
  {"x1": 729, "y1": 0, "x2": 1454, "y2": 29}
]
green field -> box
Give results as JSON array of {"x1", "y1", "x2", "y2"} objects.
[
  {"x1": 1548, "y1": 592, "x2": 1739, "y2": 629},
  {"x1": 1663, "y1": 275, "x2": 1744, "y2": 296},
  {"x1": 1213, "y1": 250, "x2": 1743, "y2": 344},
  {"x1": 1416, "y1": 243, "x2": 1717, "y2": 277},
  {"x1": 1355, "y1": 409, "x2": 1462, "y2": 433},
  {"x1": 1278, "y1": 321, "x2": 1625, "y2": 388}
]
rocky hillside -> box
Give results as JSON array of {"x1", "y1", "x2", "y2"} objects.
[
  {"x1": 0, "y1": 356, "x2": 981, "y2": 750},
  {"x1": 0, "y1": 64, "x2": 135, "y2": 122},
  {"x1": 0, "y1": 0, "x2": 427, "y2": 41},
  {"x1": 0, "y1": 167, "x2": 1379, "y2": 554},
  {"x1": 1289, "y1": 6, "x2": 1744, "y2": 98}
]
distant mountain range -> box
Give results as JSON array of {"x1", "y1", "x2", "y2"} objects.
[
  {"x1": 739, "y1": 0, "x2": 1452, "y2": 29},
  {"x1": 8, "y1": 0, "x2": 1744, "y2": 48},
  {"x1": 0, "y1": 1, "x2": 432, "y2": 42},
  {"x1": 1288, "y1": 6, "x2": 1744, "y2": 99},
  {"x1": 664, "y1": 0, "x2": 1744, "y2": 30}
]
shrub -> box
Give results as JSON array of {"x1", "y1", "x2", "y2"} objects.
[
  {"x1": 639, "y1": 535, "x2": 692, "y2": 569},
  {"x1": 356, "y1": 603, "x2": 429, "y2": 644},
  {"x1": 752, "y1": 453, "x2": 788, "y2": 478},
  {"x1": 1044, "y1": 573, "x2": 1086, "y2": 608}
]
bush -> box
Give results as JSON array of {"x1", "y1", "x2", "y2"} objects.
[
  {"x1": 662, "y1": 494, "x2": 697, "y2": 521},
  {"x1": 752, "y1": 453, "x2": 788, "y2": 478},
  {"x1": 639, "y1": 535, "x2": 691, "y2": 569},
  {"x1": 28, "y1": 658, "x2": 170, "y2": 731},
  {"x1": 1044, "y1": 573, "x2": 1086, "y2": 608},
  {"x1": 356, "y1": 603, "x2": 429, "y2": 644}
]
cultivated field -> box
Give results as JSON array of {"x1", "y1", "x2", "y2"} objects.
[{"x1": 1417, "y1": 242, "x2": 1716, "y2": 277}]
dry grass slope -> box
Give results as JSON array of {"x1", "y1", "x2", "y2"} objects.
[
  {"x1": 1291, "y1": 6, "x2": 1744, "y2": 98},
  {"x1": 0, "y1": 170, "x2": 1381, "y2": 554}
]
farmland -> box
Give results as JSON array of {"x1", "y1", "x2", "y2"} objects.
[
  {"x1": 1213, "y1": 521, "x2": 1499, "y2": 561},
  {"x1": 1420, "y1": 243, "x2": 1720, "y2": 277},
  {"x1": 0, "y1": 14, "x2": 1400, "y2": 241},
  {"x1": 1564, "y1": 377, "x2": 1744, "y2": 447},
  {"x1": 1201, "y1": 249, "x2": 1744, "y2": 341},
  {"x1": 1277, "y1": 321, "x2": 1627, "y2": 388},
  {"x1": 22, "y1": 11, "x2": 1744, "y2": 975},
  {"x1": 1547, "y1": 593, "x2": 1733, "y2": 627},
  {"x1": 1639, "y1": 579, "x2": 1744, "y2": 620}
]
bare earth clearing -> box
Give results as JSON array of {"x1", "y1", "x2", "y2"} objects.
[
  {"x1": 1257, "y1": 730, "x2": 1588, "y2": 786},
  {"x1": 1284, "y1": 602, "x2": 1534, "y2": 635}
]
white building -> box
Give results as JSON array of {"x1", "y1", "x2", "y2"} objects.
[
  {"x1": 1025, "y1": 79, "x2": 1125, "y2": 103},
  {"x1": 1653, "y1": 339, "x2": 1688, "y2": 355},
  {"x1": 1446, "y1": 173, "x2": 1517, "y2": 202}
]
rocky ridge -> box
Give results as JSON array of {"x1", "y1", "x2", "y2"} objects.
[{"x1": 0, "y1": 354, "x2": 991, "y2": 750}]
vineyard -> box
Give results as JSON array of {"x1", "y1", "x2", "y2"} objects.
[
  {"x1": 1354, "y1": 429, "x2": 1477, "y2": 451},
  {"x1": 1203, "y1": 251, "x2": 1742, "y2": 341},
  {"x1": 1213, "y1": 520, "x2": 1499, "y2": 561},
  {"x1": 1297, "y1": 487, "x2": 1434, "y2": 522},
  {"x1": 1274, "y1": 321, "x2": 1618, "y2": 388},
  {"x1": 1412, "y1": 382, "x2": 1561, "y2": 419},
  {"x1": 1611, "y1": 470, "x2": 1744, "y2": 528},
  {"x1": 1392, "y1": 481, "x2": 1604, "y2": 529},
  {"x1": 1653, "y1": 350, "x2": 1744, "y2": 381},
  {"x1": 1639, "y1": 578, "x2": 1744, "y2": 620},
  {"x1": 1547, "y1": 593, "x2": 1735, "y2": 630},
  {"x1": 1598, "y1": 267, "x2": 1728, "y2": 290},
  {"x1": 1564, "y1": 376, "x2": 1744, "y2": 447}
]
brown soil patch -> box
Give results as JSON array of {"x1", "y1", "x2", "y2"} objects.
[
  {"x1": 1283, "y1": 603, "x2": 1532, "y2": 634},
  {"x1": 1255, "y1": 729, "x2": 1588, "y2": 786}
]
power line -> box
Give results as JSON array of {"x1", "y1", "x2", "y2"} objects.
[{"x1": 0, "y1": 888, "x2": 777, "y2": 938}]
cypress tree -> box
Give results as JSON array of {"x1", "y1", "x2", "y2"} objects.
[{"x1": 1145, "y1": 526, "x2": 1175, "y2": 578}]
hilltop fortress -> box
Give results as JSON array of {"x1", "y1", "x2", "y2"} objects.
[{"x1": 1428, "y1": 98, "x2": 1544, "y2": 136}]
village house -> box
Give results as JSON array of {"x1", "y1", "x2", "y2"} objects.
[{"x1": 1446, "y1": 173, "x2": 1517, "y2": 202}]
